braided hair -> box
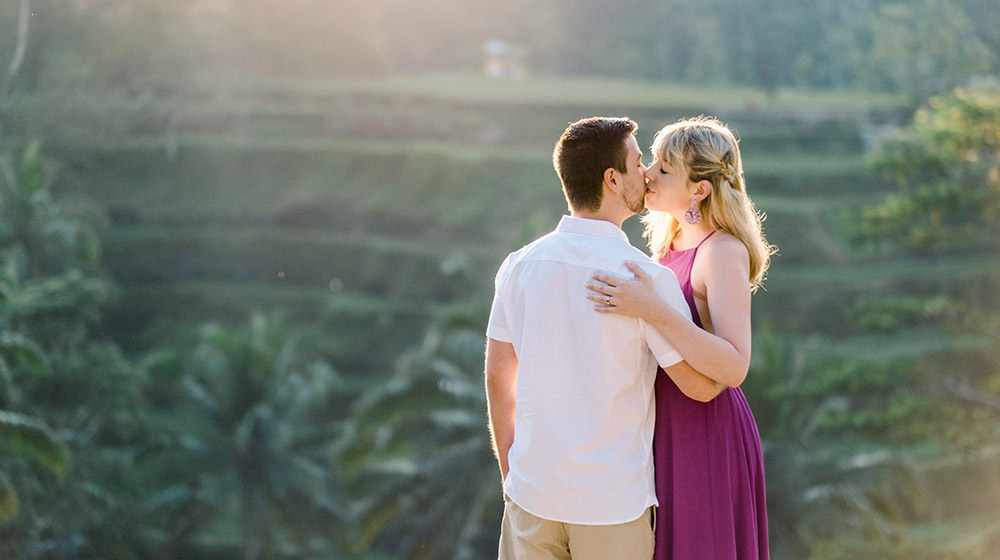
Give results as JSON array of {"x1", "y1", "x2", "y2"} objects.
[{"x1": 641, "y1": 116, "x2": 776, "y2": 291}]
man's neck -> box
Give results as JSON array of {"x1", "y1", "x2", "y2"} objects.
[{"x1": 571, "y1": 209, "x2": 629, "y2": 229}]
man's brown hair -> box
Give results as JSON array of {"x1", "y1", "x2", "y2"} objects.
[{"x1": 552, "y1": 117, "x2": 638, "y2": 212}]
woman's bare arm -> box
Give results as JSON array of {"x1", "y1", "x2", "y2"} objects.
[{"x1": 586, "y1": 237, "x2": 752, "y2": 388}]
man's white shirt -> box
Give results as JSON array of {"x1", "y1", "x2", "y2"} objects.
[{"x1": 487, "y1": 215, "x2": 692, "y2": 525}]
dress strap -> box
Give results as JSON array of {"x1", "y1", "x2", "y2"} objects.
[{"x1": 695, "y1": 231, "x2": 716, "y2": 250}]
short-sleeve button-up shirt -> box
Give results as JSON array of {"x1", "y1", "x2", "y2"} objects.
[{"x1": 487, "y1": 215, "x2": 691, "y2": 525}]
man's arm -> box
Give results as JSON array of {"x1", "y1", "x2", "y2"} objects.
[{"x1": 485, "y1": 337, "x2": 518, "y2": 482}]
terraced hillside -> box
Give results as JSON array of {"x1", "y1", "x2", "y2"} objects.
[{"x1": 31, "y1": 74, "x2": 998, "y2": 376}]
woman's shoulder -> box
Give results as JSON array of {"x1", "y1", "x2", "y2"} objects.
[
  {"x1": 697, "y1": 231, "x2": 750, "y2": 273},
  {"x1": 702, "y1": 231, "x2": 747, "y2": 256}
]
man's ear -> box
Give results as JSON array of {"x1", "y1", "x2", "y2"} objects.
[{"x1": 603, "y1": 167, "x2": 620, "y2": 194}]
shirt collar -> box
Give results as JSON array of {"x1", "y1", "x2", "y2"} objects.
[{"x1": 556, "y1": 215, "x2": 629, "y2": 242}]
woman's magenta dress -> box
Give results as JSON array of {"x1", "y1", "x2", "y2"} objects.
[{"x1": 654, "y1": 233, "x2": 769, "y2": 559}]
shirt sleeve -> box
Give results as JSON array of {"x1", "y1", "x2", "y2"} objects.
[
  {"x1": 642, "y1": 322, "x2": 682, "y2": 367},
  {"x1": 486, "y1": 253, "x2": 514, "y2": 343},
  {"x1": 639, "y1": 265, "x2": 692, "y2": 368}
]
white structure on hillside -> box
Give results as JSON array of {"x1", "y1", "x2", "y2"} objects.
[{"x1": 483, "y1": 39, "x2": 527, "y2": 80}]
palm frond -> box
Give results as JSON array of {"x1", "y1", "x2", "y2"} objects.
[
  {"x1": 182, "y1": 374, "x2": 221, "y2": 418},
  {"x1": 0, "y1": 471, "x2": 19, "y2": 521},
  {"x1": 0, "y1": 409, "x2": 68, "y2": 476},
  {"x1": 0, "y1": 330, "x2": 47, "y2": 375},
  {"x1": 14, "y1": 141, "x2": 50, "y2": 197},
  {"x1": 335, "y1": 319, "x2": 500, "y2": 559}
]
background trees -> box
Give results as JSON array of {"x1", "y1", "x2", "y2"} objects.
[
  {"x1": 4, "y1": 0, "x2": 997, "y2": 100},
  {"x1": 141, "y1": 313, "x2": 348, "y2": 559},
  {"x1": 0, "y1": 143, "x2": 146, "y2": 558},
  {"x1": 858, "y1": 86, "x2": 1000, "y2": 253},
  {"x1": 335, "y1": 314, "x2": 499, "y2": 559},
  {"x1": 0, "y1": 0, "x2": 999, "y2": 558},
  {"x1": 825, "y1": 83, "x2": 1000, "y2": 557},
  {"x1": 861, "y1": 0, "x2": 992, "y2": 102}
]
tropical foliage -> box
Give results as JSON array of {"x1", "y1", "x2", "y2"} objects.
[
  {"x1": 805, "y1": 83, "x2": 1000, "y2": 557},
  {"x1": 1, "y1": 0, "x2": 997, "y2": 101},
  {"x1": 856, "y1": 84, "x2": 1000, "y2": 253},
  {"x1": 141, "y1": 313, "x2": 349, "y2": 559},
  {"x1": 0, "y1": 143, "x2": 140, "y2": 557},
  {"x1": 335, "y1": 312, "x2": 501, "y2": 559},
  {"x1": 2, "y1": 0, "x2": 1000, "y2": 558}
]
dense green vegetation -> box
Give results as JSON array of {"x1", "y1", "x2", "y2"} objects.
[{"x1": 1, "y1": 0, "x2": 999, "y2": 558}]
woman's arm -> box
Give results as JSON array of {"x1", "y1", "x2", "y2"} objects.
[
  {"x1": 662, "y1": 359, "x2": 726, "y2": 402},
  {"x1": 586, "y1": 238, "x2": 752, "y2": 388}
]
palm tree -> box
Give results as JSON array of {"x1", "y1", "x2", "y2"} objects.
[
  {"x1": 0, "y1": 142, "x2": 105, "y2": 282},
  {"x1": 0, "y1": 147, "x2": 71, "y2": 538},
  {"x1": 0, "y1": 306, "x2": 66, "y2": 525},
  {"x1": 335, "y1": 313, "x2": 502, "y2": 560},
  {"x1": 0, "y1": 275, "x2": 64, "y2": 517},
  {"x1": 0, "y1": 144, "x2": 159, "y2": 558},
  {"x1": 143, "y1": 312, "x2": 350, "y2": 560}
]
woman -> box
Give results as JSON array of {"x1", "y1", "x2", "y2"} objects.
[{"x1": 586, "y1": 116, "x2": 774, "y2": 559}]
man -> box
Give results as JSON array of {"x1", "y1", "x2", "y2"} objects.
[{"x1": 485, "y1": 117, "x2": 709, "y2": 560}]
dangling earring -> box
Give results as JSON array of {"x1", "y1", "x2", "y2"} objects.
[{"x1": 684, "y1": 198, "x2": 702, "y2": 224}]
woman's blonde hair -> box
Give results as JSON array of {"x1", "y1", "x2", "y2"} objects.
[{"x1": 641, "y1": 116, "x2": 776, "y2": 291}]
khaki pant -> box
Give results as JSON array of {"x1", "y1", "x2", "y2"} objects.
[{"x1": 497, "y1": 496, "x2": 654, "y2": 560}]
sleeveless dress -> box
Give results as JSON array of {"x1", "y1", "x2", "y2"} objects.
[{"x1": 654, "y1": 232, "x2": 770, "y2": 560}]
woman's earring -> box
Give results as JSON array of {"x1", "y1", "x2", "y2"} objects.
[{"x1": 684, "y1": 199, "x2": 702, "y2": 224}]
